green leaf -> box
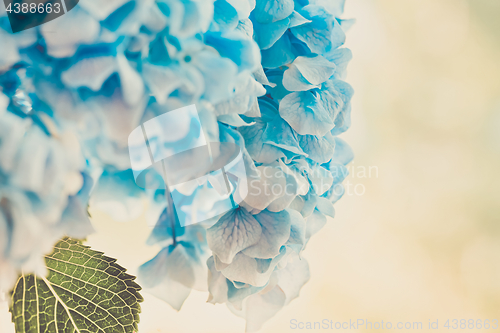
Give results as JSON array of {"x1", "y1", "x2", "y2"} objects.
[{"x1": 10, "y1": 237, "x2": 143, "y2": 333}]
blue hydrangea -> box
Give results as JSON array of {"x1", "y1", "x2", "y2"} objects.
[
  {"x1": 0, "y1": 90, "x2": 93, "y2": 291},
  {"x1": 0, "y1": 0, "x2": 354, "y2": 330}
]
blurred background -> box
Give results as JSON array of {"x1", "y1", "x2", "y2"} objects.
[{"x1": 3, "y1": 0, "x2": 500, "y2": 332}]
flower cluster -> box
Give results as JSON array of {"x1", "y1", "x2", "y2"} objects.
[
  {"x1": 0, "y1": 87, "x2": 93, "y2": 291},
  {"x1": 0, "y1": 0, "x2": 353, "y2": 330}
]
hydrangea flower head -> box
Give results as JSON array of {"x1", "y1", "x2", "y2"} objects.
[{"x1": 0, "y1": 0, "x2": 354, "y2": 330}]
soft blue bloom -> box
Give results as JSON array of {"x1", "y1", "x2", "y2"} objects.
[{"x1": 0, "y1": 91, "x2": 92, "y2": 291}]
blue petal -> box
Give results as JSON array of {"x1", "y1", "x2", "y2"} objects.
[
  {"x1": 307, "y1": 164, "x2": 334, "y2": 195},
  {"x1": 60, "y1": 201, "x2": 94, "y2": 239},
  {"x1": 238, "y1": 119, "x2": 285, "y2": 163},
  {"x1": 261, "y1": 31, "x2": 296, "y2": 69},
  {"x1": 207, "y1": 207, "x2": 262, "y2": 263},
  {"x1": 238, "y1": 286, "x2": 286, "y2": 332},
  {"x1": 327, "y1": 79, "x2": 354, "y2": 135},
  {"x1": 253, "y1": 17, "x2": 291, "y2": 50},
  {"x1": 289, "y1": 10, "x2": 312, "y2": 27},
  {"x1": 315, "y1": 197, "x2": 335, "y2": 218},
  {"x1": 331, "y1": 137, "x2": 354, "y2": 165},
  {"x1": 283, "y1": 55, "x2": 336, "y2": 91},
  {"x1": 147, "y1": 206, "x2": 186, "y2": 246},
  {"x1": 275, "y1": 256, "x2": 310, "y2": 304},
  {"x1": 205, "y1": 31, "x2": 261, "y2": 72},
  {"x1": 285, "y1": 209, "x2": 306, "y2": 253},
  {"x1": 242, "y1": 210, "x2": 292, "y2": 258},
  {"x1": 267, "y1": 171, "x2": 301, "y2": 212},
  {"x1": 305, "y1": 209, "x2": 326, "y2": 239},
  {"x1": 90, "y1": 169, "x2": 146, "y2": 222},
  {"x1": 213, "y1": 0, "x2": 240, "y2": 31},
  {"x1": 61, "y1": 56, "x2": 117, "y2": 91},
  {"x1": 322, "y1": 162, "x2": 349, "y2": 185},
  {"x1": 227, "y1": 0, "x2": 256, "y2": 19},
  {"x1": 207, "y1": 256, "x2": 229, "y2": 304},
  {"x1": 227, "y1": 279, "x2": 265, "y2": 309},
  {"x1": 298, "y1": 132, "x2": 335, "y2": 164},
  {"x1": 243, "y1": 163, "x2": 288, "y2": 210},
  {"x1": 279, "y1": 89, "x2": 335, "y2": 136},
  {"x1": 138, "y1": 244, "x2": 193, "y2": 310},
  {"x1": 253, "y1": 0, "x2": 294, "y2": 23},
  {"x1": 265, "y1": 68, "x2": 292, "y2": 101},
  {"x1": 263, "y1": 116, "x2": 306, "y2": 156},
  {"x1": 220, "y1": 247, "x2": 288, "y2": 286},
  {"x1": 325, "y1": 48, "x2": 353, "y2": 80},
  {"x1": 193, "y1": 51, "x2": 239, "y2": 104},
  {"x1": 291, "y1": 5, "x2": 345, "y2": 54}
]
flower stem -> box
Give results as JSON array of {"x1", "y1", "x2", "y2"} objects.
[{"x1": 161, "y1": 160, "x2": 177, "y2": 247}]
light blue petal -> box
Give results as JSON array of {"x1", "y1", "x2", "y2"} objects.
[
  {"x1": 221, "y1": 247, "x2": 288, "y2": 286},
  {"x1": 205, "y1": 31, "x2": 261, "y2": 72},
  {"x1": 275, "y1": 256, "x2": 310, "y2": 305},
  {"x1": 315, "y1": 197, "x2": 335, "y2": 218},
  {"x1": 253, "y1": 66, "x2": 275, "y2": 87},
  {"x1": 207, "y1": 256, "x2": 230, "y2": 304},
  {"x1": 239, "y1": 286, "x2": 286, "y2": 332},
  {"x1": 138, "y1": 241, "x2": 207, "y2": 309},
  {"x1": 285, "y1": 209, "x2": 306, "y2": 253},
  {"x1": 143, "y1": 275, "x2": 192, "y2": 311},
  {"x1": 238, "y1": 119, "x2": 285, "y2": 163},
  {"x1": 207, "y1": 208, "x2": 263, "y2": 263},
  {"x1": 213, "y1": 0, "x2": 240, "y2": 31},
  {"x1": 227, "y1": 0, "x2": 256, "y2": 19},
  {"x1": 327, "y1": 79, "x2": 354, "y2": 135},
  {"x1": 60, "y1": 195, "x2": 95, "y2": 240},
  {"x1": 263, "y1": 116, "x2": 306, "y2": 156},
  {"x1": 253, "y1": 0, "x2": 294, "y2": 23},
  {"x1": 338, "y1": 18, "x2": 356, "y2": 32},
  {"x1": 253, "y1": 17, "x2": 290, "y2": 50},
  {"x1": 289, "y1": 10, "x2": 312, "y2": 28},
  {"x1": 290, "y1": 5, "x2": 345, "y2": 54},
  {"x1": 307, "y1": 164, "x2": 334, "y2": 195},
  {"x1": 265, "y1": 69, "x2": 292, "y2": 101},
  {"x1": 39, "y1": 7, "x2": 100, "y2": 58},
  {"x1": 261, "y1": 31, "x2": 296, "y2": 69},
  {"x1": 219, "y1": 114, "x2": 256, "y2": 126},
  {"x1": 323, "y1": 162, "x2": 349, "y2": 185},
  {"x1": 237, "y1": 18, "x2": 255, "y2": 38},
  {"x1": 146, "y1": 206, "x2": 186, "y2": 246},
  {"x1": 279, "y1": 90, "x2": 335, "y2": 136},
  {"x1": 280, "y1": 64, "x2": 313, "y2": 92},
  {"x1": 325, "y1": 48, "x2": 353, "y2": 80},
  {"x1": 283, "y1": 55, "x2": 336, "y2": 91},
  {"x1": 193, "y1": 51, "x2": 239, "y2": 104},
  {"x1": 243, "y1": 163, "x2": 288, "y2": 210},
  {"x1": 305, "y1": 209, "x2": 326, "y2": 239},
  {"x1": 331, "y1": 137, "x2": 354, "y2": 165},
  {"x1": 242, "y1": 210, "x2": 292, "y2": 259},
  {"x1": 267, "y1": 172, "x2": 300, "y2": 212},
  {"x1": 298, "y1": 132, "x2": 335, "y2": 164},
  {"x1": 227, "y1": 279, "x2": 265, "y2": 310},
  {"x1": 61, "y1": 56, "x2": 117, "y2": 91},
  {"x1": 328, "y1": 183, "x2": 345, "y2": 203}
]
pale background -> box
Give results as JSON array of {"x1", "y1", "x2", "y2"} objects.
[{"x1": 2, "y1": 0, "x2": 500, "y2": 332}]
